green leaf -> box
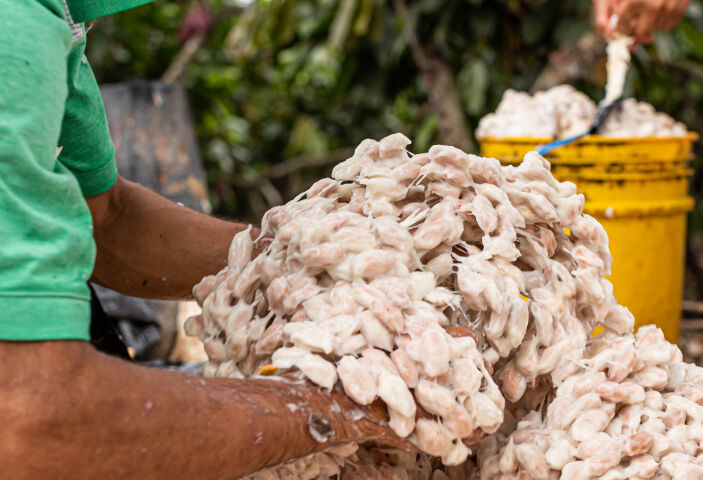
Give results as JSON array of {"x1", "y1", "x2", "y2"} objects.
[
  {"x1": 419, "y1": 0, "x2": 444, "y2": 14},
  {"x1": 679, "y1": 20, "x2": 703, "y2": 62},
  {"x1": 414, "y1": 114, "x2": 439, "y2": 152},
  {"x1": 286, "y1": 116, "x2": 329, "y2": 157},
  {"x1": 554, "y1": 18, "x2": 590, "y2": 45},
  {"x1": 520, "y1": 5, "x2": 553, "y2": 45},
  {"x1": 459, "y1": 59, "x2": 489, "y2": 116}
]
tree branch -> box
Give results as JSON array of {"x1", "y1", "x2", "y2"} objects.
[
  {"x1": 230, "y1": 148, "x2": 355, "y2": 189},
  {"x1": 392, "y1": 0, "x2": 475, "y2": 153},
  {"x1": 161, "y1": 33, "x2": 206, "y2": 83},
  {"x1": 268, "y1": 148, "x2": 354, "y2": 178},
  {"x1": 664, "y1": 59, "x2": 703, "y2": 82},
  {"x1": 531, "y1": 32, "x2": 606, "y2": 93},
  {"x1": 161, "y1": 4, "x2": 244, "y2": 83}
]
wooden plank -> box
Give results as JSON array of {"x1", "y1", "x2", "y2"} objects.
[
  {"x1": 680, "y1": 319, "x2": 703, "y2": 331},
  {"x1": 100, "y1": 80, "x2": 210, "y2": 213},
  {"x1": 682, "y1": 300, "x2": 703, "y2": 315}
]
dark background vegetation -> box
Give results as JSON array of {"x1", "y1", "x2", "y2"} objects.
[{"x1": 86, "y1": 0, "x2": 703, "y2": 297}]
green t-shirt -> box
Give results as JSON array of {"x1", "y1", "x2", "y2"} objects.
[
  {"x1": 0, "y1": 0, "x2": 151, "y2": 341},
  {"x1": 66, "y1": 0, "x2": 154, "y2": 23}
]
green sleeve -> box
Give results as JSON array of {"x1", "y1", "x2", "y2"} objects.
[
  {"x1": 57, "y1": 35, "x2": 118, "y2": 198},
  {"x1": 66, "y1": 0, "x2": 154, "y2": 23},
  {"x1": 0, "y1": 0, "x2": 93, "y2": 341}
]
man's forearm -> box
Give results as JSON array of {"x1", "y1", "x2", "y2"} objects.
[
  {"x1": 87, "y1": 176, "x2": 256, "y2": 299},
  {"x1": 0, "y1": 341, "x2": 391, "y2": 479}
]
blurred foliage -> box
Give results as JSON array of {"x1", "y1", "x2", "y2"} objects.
[{"x1": 87, "y1": 0, "x2": 703, "y2": 226}]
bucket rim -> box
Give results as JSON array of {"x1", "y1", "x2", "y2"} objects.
[{"x1": 476, "y1": 132, "x2": 699, "y2": 144}]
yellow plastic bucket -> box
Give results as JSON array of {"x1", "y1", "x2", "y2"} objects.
[{"x1": 479, "y1": 133, "x2": 698, "y2": 343}]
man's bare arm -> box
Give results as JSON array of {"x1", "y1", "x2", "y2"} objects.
[
  {"x1": 0, "y1": 341, "x2": 397, "y2": 480},
  {"x1": 86, "y1": 176, "x2": 261, "y2": 300}
]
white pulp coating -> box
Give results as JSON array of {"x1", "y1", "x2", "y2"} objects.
[
  {"x1": 479, "y1": 327, "x2": 703, "y2": 480},
  {"x1": 188, "y1": 133, "x2": 701, "y2": 479},
  {"x1": 603, "y1": 35, "x2": 633, "y2": 106},
  {"x1": 476, "y1": 84, "x2": 687, "y2": 139},
  {"x1": 599, "y1": 98, "x2": 689, "y2": 138}
]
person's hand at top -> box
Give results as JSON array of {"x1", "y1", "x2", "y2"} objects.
[{"x1": 594, "y1": 0, "x2": 690, "y2": 44}]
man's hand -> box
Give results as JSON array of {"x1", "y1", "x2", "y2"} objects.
[
  {"x1": 594, "y1": 0, "x2": 616, "y2": 39},
  {"x1": 594, "y1": 0, "x2": 689, "y2": 44},
  {"x1": 0, "y1": 340, "x2": 411, "y2": 479}
]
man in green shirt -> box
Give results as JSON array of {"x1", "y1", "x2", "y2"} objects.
[{"x1": 0, "y1": 1, "x2": 401, "y2": 477}]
